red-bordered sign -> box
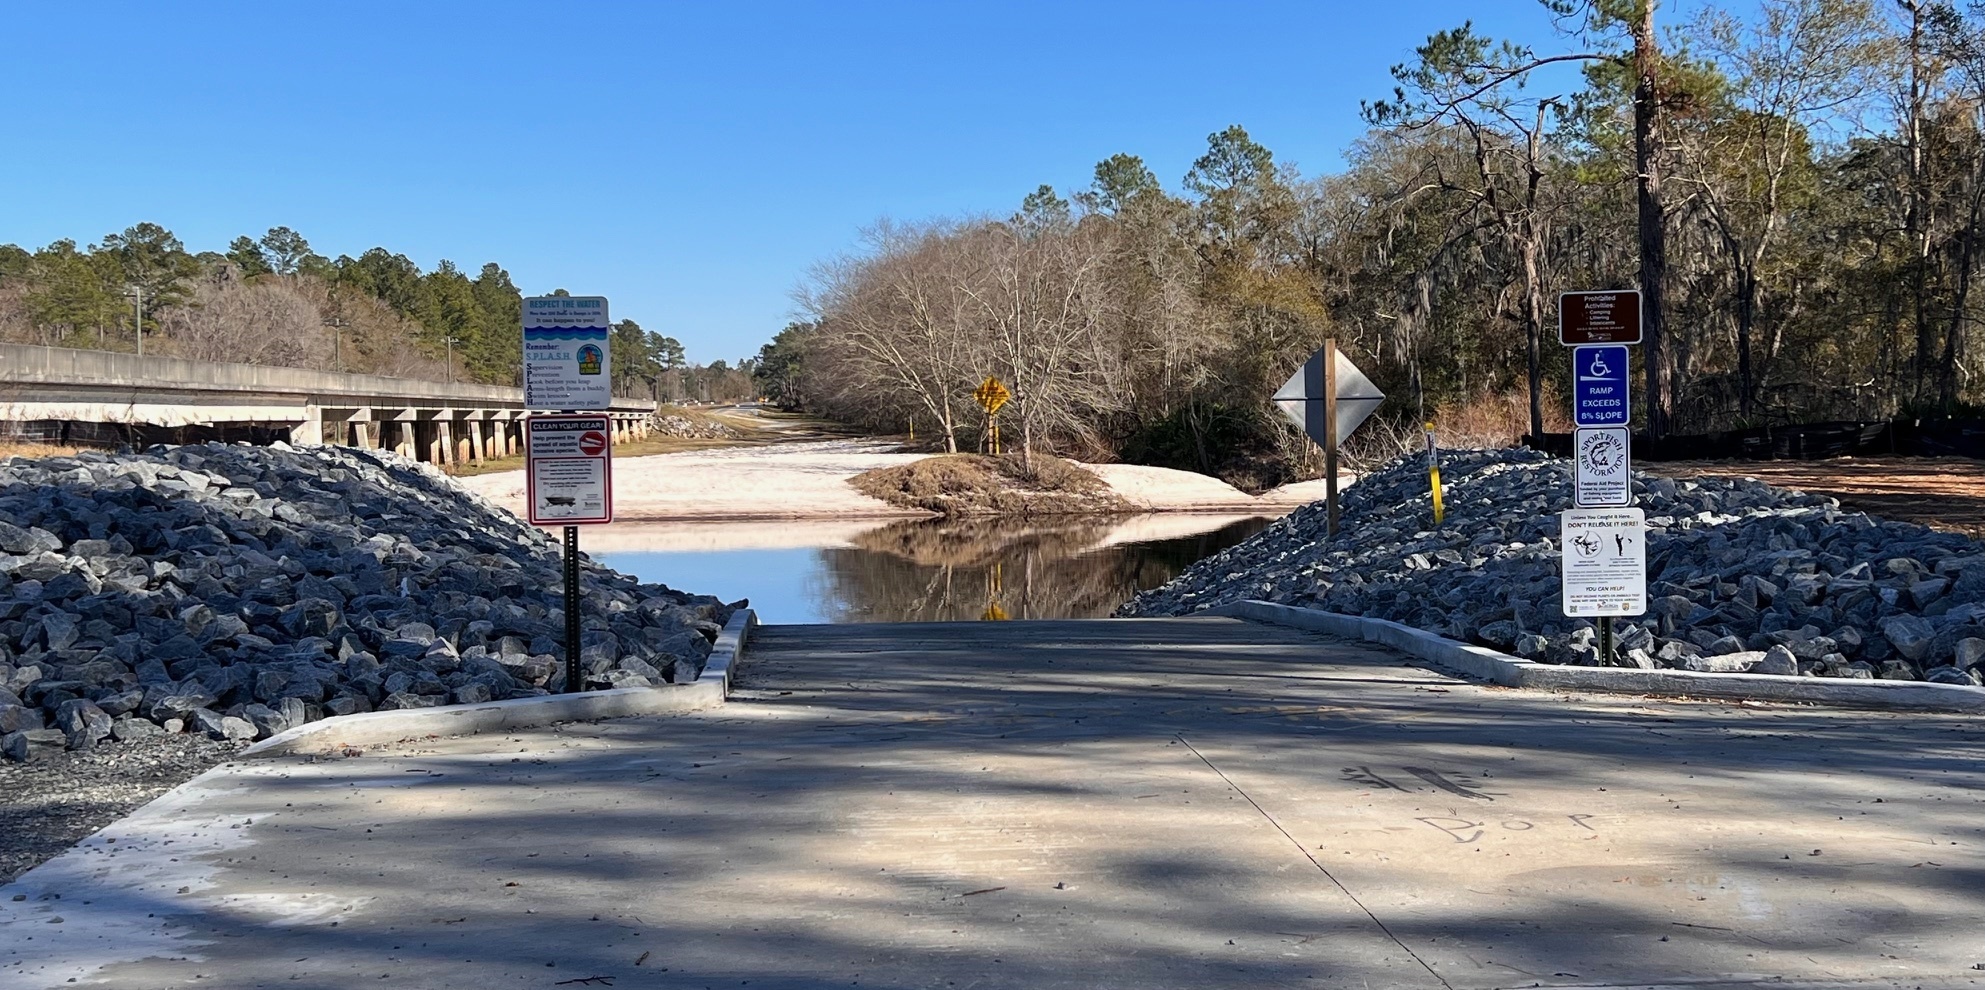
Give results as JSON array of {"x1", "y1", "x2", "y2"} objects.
[{"x1": 525, "y1": 414, "x2": 614, "y2": 526}]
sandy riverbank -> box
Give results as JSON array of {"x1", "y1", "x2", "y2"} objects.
[{"x1": 457, "y1": 439, "x2": 1345, "y2": 522}]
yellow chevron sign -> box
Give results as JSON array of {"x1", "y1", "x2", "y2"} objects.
[{"x1": 973, "y1": 376, "x2": 1011, "y2": 415}]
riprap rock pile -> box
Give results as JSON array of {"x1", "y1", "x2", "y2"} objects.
[
  {"x1": 0, "y1": 443, "x2": 734, "y2": 761},
  {"x1": 1121, "y1": 448, "x2": 1985, "y2": 688},
  {"x1": 651, "y1": 414, "x2": 742, "y2": 440}
]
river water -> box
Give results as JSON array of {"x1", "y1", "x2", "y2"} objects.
[{"x1": 587, "y1": 514, "x2": 1273, "y2": 624}]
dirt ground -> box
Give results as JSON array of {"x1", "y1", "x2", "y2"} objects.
[
  {"x1": 0, "y1": 441, "x2": 82, "y2": 460},
  {"x1": 443, "y1": 406, "x2": 851, "y2": 478},
  {"x1": 1650, "y1": 455, "x2": 1985, "y2": 538}
]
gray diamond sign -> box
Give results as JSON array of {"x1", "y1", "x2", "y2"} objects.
[{"x1": 1273, "y1": 347, "x2": 1386, "y2": 448}]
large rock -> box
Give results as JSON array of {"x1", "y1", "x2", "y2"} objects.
[
  {"x1": 1880, "y1": 616, "x2": 1938, "y2": 662},
  {"x1": 1753, "y1": 645, "x2": 1800, "y2": 677},
  {"x1": 54, "y1": 699, "x2": 112, "y2": 750}
]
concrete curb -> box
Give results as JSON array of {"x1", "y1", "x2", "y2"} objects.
[
  {"x1": 1208, "y1": 599, "x2": 1985, "y2": 714},
  {"x1": 241, "y1": 608, "x2": 759, "y2": 758}
]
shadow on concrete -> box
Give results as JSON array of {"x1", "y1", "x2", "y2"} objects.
[{"x1": 24, "y1": 617, "x2": 1985, "y2": 989}]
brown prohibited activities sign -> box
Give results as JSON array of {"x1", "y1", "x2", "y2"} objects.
[{"x1": 1559, "y1": 290, "x2": 1643, "y2": 345}]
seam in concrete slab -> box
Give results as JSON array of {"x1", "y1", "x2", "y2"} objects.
[
  {"x1": 1207, "y1": 599, "x2": 1985, "y2": 714},
  {"x1": 241, "y1": 608, "x2": 759, "y2": 758},
  {"x1": 1177, "y1": 733, "x2": 1453, "y2": 989}
]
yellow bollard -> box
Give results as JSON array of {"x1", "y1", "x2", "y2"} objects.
[{"x1": 1425, "y1": 422, "x2": 1445, "y2": 526}]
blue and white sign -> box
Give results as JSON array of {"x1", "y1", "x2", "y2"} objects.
[
  {"x1": 1572, "y1": 344, "x2": 1630, "y2": 428},
  {"x1": 523, "y1": 295, "x2": 611, "y2": 410}
]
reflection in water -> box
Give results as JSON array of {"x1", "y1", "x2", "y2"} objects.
[
  {"x1": 816, "y1": 516, "x2": 1271, "y2": 622},
  {"x1": 593, "y1": 514, "x2": 1271, "y2": 624}
]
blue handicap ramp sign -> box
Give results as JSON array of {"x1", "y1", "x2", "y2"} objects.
[{"x1": 1573, "y1": 344, "x2": 1630, "y2": 427}]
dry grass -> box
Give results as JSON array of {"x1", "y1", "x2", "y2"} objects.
[
  {"x1": 1341, "y1": 388, "x2": 1572, "y2": 470},
  {"x1": 850, "y1": 454, "x2": 1132, "y2": 517},
  {"x1": 0, "y1": 441, "x2": 83, "y2": 461},
  {"x1": 1431, "y1": 387, "x2": 1573, "y2": 448}
]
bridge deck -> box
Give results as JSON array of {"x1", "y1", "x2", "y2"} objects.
[
  {"x1": 0, "y1": 341, "x2": 653, "y2": 464},
  {"x1": 3, "y1": 616, "x2": 1983, "y2": 988}
]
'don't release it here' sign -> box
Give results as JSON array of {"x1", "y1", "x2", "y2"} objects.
[{"x1": 523, "y1": 295, "x2": 611, "y2": 410}]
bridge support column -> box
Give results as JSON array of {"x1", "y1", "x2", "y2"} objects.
[
  {"x1": 468, "y1": 417, "x2": 487, "y2": 464},
  {"x1": 433, "y1": 421, "x2": 453, "y2": 466},
  {"x1": 292, "y1": 408, "x2": 325, "y2": 445}
]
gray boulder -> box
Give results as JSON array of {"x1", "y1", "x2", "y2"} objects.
[
  {"x1": 1880, "y1": 616, "x2": 1938, "y2": 662},
  {"x1": 54, "y1": 699, "x2": 112, "y2": 750},
  {"x1": 1753, "y1": 645, "x2": 1800, "y2": 677}
]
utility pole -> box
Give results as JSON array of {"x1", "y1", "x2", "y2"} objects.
[
  {"x1": 1631, "y1": 0, "x2": 1671, "y2": 439},
  {"x1": 129, "y1": 286, "x2": 143, "y2": 358},
  {"x1": 323, "y1": 317, "x2": 349, "y2": 371},
  {"x1": 443, "y1": 336, "x2": 460, "y2": 383}
]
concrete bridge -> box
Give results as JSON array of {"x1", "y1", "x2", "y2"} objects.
[{"x1": 0, "y1": 342, "x2": 655, "y2": 466}]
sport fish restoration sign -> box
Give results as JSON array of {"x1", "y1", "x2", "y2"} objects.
[
  {"x1": 1574, "y1": 427, "x2": 1633, "y2": 508},
  {"x1": 526, "y1": 414, "x2": 613, "y2": 525},
  {"x1": 523, "y1": 295, "x2": 611, "y2": 410}
]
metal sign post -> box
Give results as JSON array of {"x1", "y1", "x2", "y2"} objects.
[
  {"x1": 523, "y1": 295, "x2": 614, "y2": 695},
  {"x1": 527, "y1": 414, "x2": 614, "y2": 693},
  {"x1": 1558, "y1": 290, "x2": 1646, "y2": 664},
  {"x1": 563, "y1": 525, "x2": 581, "y2": 692},
  {"x1": 1323, "y1": 339, "x2": 1340, "y2": 535},
  {"x1": 1272, "y1": 340, "x2": 1385, "y2": 538}
]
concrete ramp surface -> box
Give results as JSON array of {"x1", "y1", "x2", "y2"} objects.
[{"x1": 2, "y1": 617, "x2": 1983, "y2": 989}]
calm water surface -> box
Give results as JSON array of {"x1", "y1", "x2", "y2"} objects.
[{"x1": 589, "y1": 514, "x2": 1273, "y2": 624}]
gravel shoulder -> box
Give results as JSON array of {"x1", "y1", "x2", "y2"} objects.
[{"x1": 0, "y1": 735, "x2": 242, "y2": 883}]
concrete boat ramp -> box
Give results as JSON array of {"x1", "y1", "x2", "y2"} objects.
[{"x1": 3, "y1": 617, "x2": 1983, "y2": 989}]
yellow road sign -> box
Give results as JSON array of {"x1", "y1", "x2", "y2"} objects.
[{"x1": 973, "y1": 376, "x2": 1011, "y2": 415}]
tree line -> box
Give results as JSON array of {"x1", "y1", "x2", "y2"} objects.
[
  {"x1": 764, "y1": 0, "x2": 1985, "y2": 488},
  {"x1": 0, "y1": 223, "x2": 744, "y2": 400}
]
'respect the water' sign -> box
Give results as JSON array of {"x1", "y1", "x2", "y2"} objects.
[
  {"x1": 523, "y1": 295, "x2": 611, "y2": 410},
  {"x1": 1572, "y1": 344, "x2": 1630, "y2": 428}
]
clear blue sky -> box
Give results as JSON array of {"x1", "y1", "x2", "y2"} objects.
[{"x1": 2, "y1": 1, "x2": 1602, "y2": 365}]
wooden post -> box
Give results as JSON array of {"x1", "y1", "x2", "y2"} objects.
[{"x1": 1324, "y1": 337, "x2": 1340, "y2": 537}]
